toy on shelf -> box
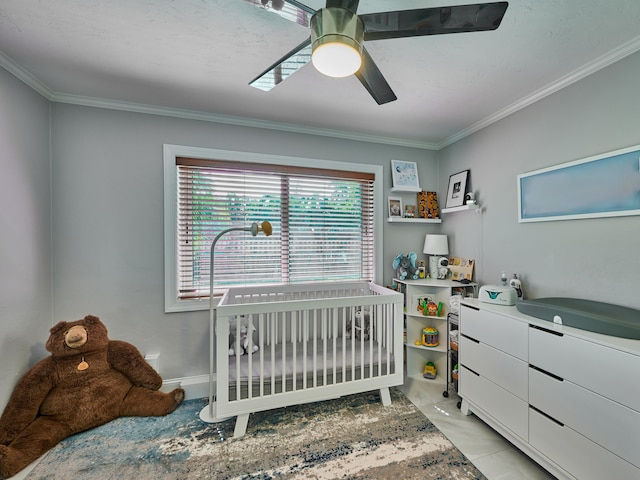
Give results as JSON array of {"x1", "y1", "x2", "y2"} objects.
[
  {"x1": 421, "y1": 326, "x2": 439, "y2": 347},
  {"x1": 423, "y1": 362, "x2": 437, "y2": 379},
  {"x1": 394, "y1": 252, "x2": 419, "y2": 280},
  {"x1": 427, "y1": 301, "x2": 445, "y2": 316}
]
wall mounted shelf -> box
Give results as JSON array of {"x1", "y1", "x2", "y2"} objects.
[
  {"x1": 390, "y1": 186, "x2": 422, "y2": 193},
  {"x1": 387, "y1": 217, "x2": 442, "y2": 224},
  {"x1": 441, "y1": 204, "x2": 480, "y2": 214}
]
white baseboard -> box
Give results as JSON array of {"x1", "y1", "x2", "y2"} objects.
[{"x1": 161, "y1": 374, "x2": 213, "y2": 401}]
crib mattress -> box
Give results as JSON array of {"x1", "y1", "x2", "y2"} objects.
[{"x1": 226, "y1": 338, "x2": 395, "y2": 384}]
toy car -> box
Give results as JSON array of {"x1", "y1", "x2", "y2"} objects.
[{"x1": 423, "y1": 361, "x2": 437, "y2": 379}]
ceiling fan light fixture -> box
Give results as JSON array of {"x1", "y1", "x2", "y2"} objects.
[
  {"x1": 312, "y1": 36, "x2": 361, "y2": 77},
  {"x1": 311, "y1": 8, "x2": 364, "y2": 78}
]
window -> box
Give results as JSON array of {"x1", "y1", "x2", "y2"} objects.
[{"x1": 164, "y1": 145, "x2": 383, "y2": 312}]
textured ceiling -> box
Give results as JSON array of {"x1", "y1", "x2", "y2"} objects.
[{"x1": 1, "y1": 0, "x2": 640, "y2": 149}]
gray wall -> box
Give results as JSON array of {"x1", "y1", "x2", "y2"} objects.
[
  {"x1": 0, "y1": 68, "x2": 52, "y2": 406},
  {"x1": 2, "y1": 48, "x2": 639, "y2": 409},
  {"x1": 439, "y1": 51, "x2": 640, "y2": 310},
  {"x1": 50, "y1": 104, "x2": 438, "y2": 380}
]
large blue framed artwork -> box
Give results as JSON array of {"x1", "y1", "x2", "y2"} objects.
[{"x1": 518, "y1": 144, "x2": 640, "y2": 222}]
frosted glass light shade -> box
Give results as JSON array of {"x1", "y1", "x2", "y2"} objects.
[
  {"x1": 312, "y1": 41, "x2": 361, "y2": 77},
  {"x1": 310, "y1": 7, "x2": 363, "y2": 78}
]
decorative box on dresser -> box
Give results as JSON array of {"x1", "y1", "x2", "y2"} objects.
[{"x1": 459, "y1": 298, "x2": 640, "y2": 480}]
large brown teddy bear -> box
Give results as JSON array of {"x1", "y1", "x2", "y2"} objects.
[{"x1": 0, "y1": 315, "x2": 185, "y2": 478}]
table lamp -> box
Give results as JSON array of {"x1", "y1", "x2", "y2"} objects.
[{"x1": 423, "y1": 234, "x2": 449, "y2": 280}]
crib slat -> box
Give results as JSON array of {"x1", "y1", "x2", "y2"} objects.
[{"x1": 292, "y1": 310, "x2": 298, "y2": 392}]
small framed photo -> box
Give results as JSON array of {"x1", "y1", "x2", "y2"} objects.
[
  {"x1": 391, "y1": 160, "x2": 420, "y2": 190},
  {"x1": 445, "y1": 170, "x2": 470, "y2": 208},
  {"x1": 404, "y1": 204, "x2": 416, "y2": 218},
  {"x1": 388, "y1": 196, "x2": 403, "y2": 217}
]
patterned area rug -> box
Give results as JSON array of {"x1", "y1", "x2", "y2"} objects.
[{"x1": 26, "y1": 388, "x2": 485, "y2": 480}]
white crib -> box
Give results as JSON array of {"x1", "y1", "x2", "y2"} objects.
[{"x1": 200, "y1": 281, "x2": 404, "y2": 438}]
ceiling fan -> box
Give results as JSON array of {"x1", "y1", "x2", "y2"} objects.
[{"x1": 246, "y1": 1, "x2": 509, "y2": 105}]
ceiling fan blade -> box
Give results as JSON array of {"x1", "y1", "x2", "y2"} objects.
[
  {"x1": 249, "y1": 37, "x2": 312, "y2": 91},
  {"x1": 354, "y1": 47, "x2": 397, "y2": 105},
  {"x1": 360, "y1": 2, "x2": 508, "y2": 41},
  {"x1": 244, "y1": 0, "x2": 315, "y2": 27},
  {"x1": 325, "y1": 0, "x2": 359, "y2": 13}
]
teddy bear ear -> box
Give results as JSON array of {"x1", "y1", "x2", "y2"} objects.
[
  {"x1": 83, "y1": 315, "x2": 101, "y2": 325},
  {"x1": 49, "y1": 321, "x2": 68, "y2": 335}
]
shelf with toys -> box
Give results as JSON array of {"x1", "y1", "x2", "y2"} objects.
[
  {"x1": 387, "y1": 190, "x2": 442, "y2": 223},
  {"x1": 394, "y1": 278, "x2": 476, "y2": 389}
]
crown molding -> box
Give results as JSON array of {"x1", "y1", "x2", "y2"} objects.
[
  {"x1": 0, "y1": 49, "x2": 438, "y2": 150},
  {"x1": 48, "y1": 92, "x2": 440, "y2": 150},
  {"x1": 4, "y1": 35, "x2": 640, "y2": 153},
  {"x1": 0, "y1": 51, "x2": 53, "y2": 99},
  {"x1": 439, "y1": 34, "x2": 640, "y2": 149}
]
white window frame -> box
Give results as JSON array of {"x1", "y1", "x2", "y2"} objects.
[{"x1": 163, "y1": 144, "x2": 384, "y2": 313}]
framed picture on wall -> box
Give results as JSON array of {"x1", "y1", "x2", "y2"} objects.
[
  {"x1": 391, "y1": 160, "x2": 420, "y2": 190},
  {"x1": 388, "y1": 196, "x2": 403, "y2": 217},
  {"x1": 445, "y1": 170, "x2": 469, "y2": 208}
]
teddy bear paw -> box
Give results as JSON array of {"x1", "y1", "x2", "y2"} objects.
[
  {"x1": 172, "y1": 388, "x2": 185, "y2": 405},
  {"x1": 0, "y1": 445, "x2": 14, "y2": 479}
]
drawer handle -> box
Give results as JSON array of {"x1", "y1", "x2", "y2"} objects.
[
  {"x1": 461, "y1": 365, "x2": 480, "y2": 376},
  {"x1": 529, "y1": 324, "x2": 564, "y2": 337},
  {"x1": 460, "y1": 333, "x2": 480, "y2": 343},
  {"x1": 530, "y1": 405, "x2": 564, "y2": 427},
  {"x1": 529, "y1": 364, "x2": 563, "y2": 382},
  {"x1": 462, "y1": 304, "x2": 479, "y2": 311}
]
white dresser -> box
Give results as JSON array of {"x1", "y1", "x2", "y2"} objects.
[{"x1": 459, "y1": 299, "x2": 640, "y2": 480}]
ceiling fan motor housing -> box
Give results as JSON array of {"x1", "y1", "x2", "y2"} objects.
[{"x1": 311, "y1": 8, "x2": 364, "y2": 77}]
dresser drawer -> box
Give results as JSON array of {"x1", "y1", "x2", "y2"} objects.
[
  {"x1": 529, "y1": 326, "x2": 640, "y2": 412},
  {"x1": 530, "y1": 407, "x2": 639, "y2": 480},
  {"x1": 461, "y1": 304, "x2": 527, "y2": 360},
  {"x1": 460, "y1": 335, "x2": 528, "y2": 400},
  {"x1": 459, "y1": 365, "x2": 528, "y2": 440},
  {"x1": 529, "y1": 367, "x2": 640, "y2": 469}
]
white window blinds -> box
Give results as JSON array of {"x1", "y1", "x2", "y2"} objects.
[{"x1": 176, "y1": 157, "x2": 375, "y2": 299}]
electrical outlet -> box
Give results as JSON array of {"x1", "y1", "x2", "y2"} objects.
[{"x1": 145, "y1": 353, "x2": 160, "y2": 372}]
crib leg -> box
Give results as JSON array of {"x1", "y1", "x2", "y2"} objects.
[
  {"x1": 233, "y1": 413, "x2": 250, "y2": 438},
  {"x1": 379, "y1": 387, "x2": 392, "y2": 407}
]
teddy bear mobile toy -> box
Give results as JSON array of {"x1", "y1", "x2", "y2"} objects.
[{"x1": 0, "y1": 315, "x2": 185, "y2": 479}]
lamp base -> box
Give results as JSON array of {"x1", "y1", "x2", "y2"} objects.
[
  {"x1": 428, "y1": 256, "x2": 439, "y2": 279},
  {"x1": 199, "y1": 402, "x2": 233, "y2": 423}
]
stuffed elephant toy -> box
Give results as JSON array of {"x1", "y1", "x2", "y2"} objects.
[{"x1": 394, "y1": 252, "x2": 419, "y2": 280}]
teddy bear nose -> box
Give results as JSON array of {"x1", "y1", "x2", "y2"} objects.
[{"x1": 65, "y1": 325, "x2": 88, "y2": 348}]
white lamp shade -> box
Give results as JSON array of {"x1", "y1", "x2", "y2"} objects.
[{"x1": 423, "y1": 234, "x2": 449, "y2": 255}]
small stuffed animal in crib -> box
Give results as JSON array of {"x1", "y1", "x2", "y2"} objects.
[
  {"x1": 228, "y1": 316, "x2": 258, "y2": 356},
  {"x1": 240, "y1": 324, "x2": 258, "y2": 355},
  {"x1": 347, "y1": 309, "x2": 370, "y2": 341}
]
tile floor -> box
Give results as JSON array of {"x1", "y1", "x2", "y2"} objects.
[{"x1": 399, "y1": 377, "x2": 557, "y2": 480}]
